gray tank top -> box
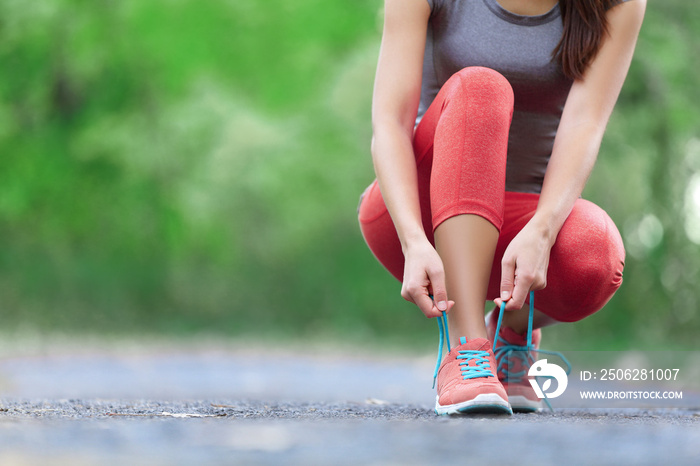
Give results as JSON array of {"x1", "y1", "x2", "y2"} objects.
[{"x1": 418, "y1": 0, "x2": 626, "y2": 193}]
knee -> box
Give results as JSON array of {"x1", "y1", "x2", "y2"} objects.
[
  {"x1": 553, "y1": 204, "x2": 626, "y2": 320},
  {"x1": 561, "y1": 217, "x2": 624, "y2": 286},
  {"x1": 452, "y1": 67, "x2": 512, "y2": 90},
  {"x1": 571, "y1": 243, "x2": 625, "y2": 300},
  {"x1": 445, "y1": 67, "x2": 514, "y2": 112}
]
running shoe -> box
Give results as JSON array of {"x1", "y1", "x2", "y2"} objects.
[
  {"x1": 434, "y1": 334, "x2": 512, "y2": 415},
  {"x1": 486, "y1": 305, "x2": 542, "y2": 412}
]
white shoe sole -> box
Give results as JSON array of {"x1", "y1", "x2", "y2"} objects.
[
  {"x1": 487, "y1": 311, "x2": 543, "y2": 414},
  {"x1": 508, "y1": 395, "x2": 542, "y2": 413},
  {"x1": 435, "y1": 393, "x2": 512, "y2": 415}
]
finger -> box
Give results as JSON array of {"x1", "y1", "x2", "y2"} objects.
[
  {"x1": 532, "y1": 270, "x2": 548, "y2": 291},
  {"x1": 416, "y1": 293, "x2": 441, "y2": 318},
  {"x1": 507, "y1": 272, "x2": 532, "y2": 310},
  {"x1": 531, "y1": 279, "x2": 547, "y2": 291},
  {"x1": 427, "y1": 270, "x2": 449, "y2": 313},
  {"x1": 400, "y1": 286, "x2": 415, "y2": 304},
  {"x1": 500, "y1": 256, "x2": 516, "y2": 303}
]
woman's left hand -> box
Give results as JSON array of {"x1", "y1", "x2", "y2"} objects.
[{"x1": 494, "y1": 219, "x2": 555, "y2": 311}]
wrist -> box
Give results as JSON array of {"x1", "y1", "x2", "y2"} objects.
[
  {"x1": 529, "y1": 212, "x2": 560, "y2": 247},
  {"x1": 400, "y1": 230, "x2": 430, "y2": 254}
]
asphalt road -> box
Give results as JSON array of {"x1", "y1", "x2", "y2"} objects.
[{"x1": 0, "y1": 336, "x2": 698, "y2": 465}]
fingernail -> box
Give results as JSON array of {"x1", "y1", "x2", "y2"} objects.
[
  {"x1": 437, "y1": 301, "x2": 447, "y2": 311},
  {"x1": 501, "y1": 291, "x2": 509, "y2": 300}
]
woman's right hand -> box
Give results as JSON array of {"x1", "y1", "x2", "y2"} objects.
[
  {"x1": 401, "y1": 239, "x2": 455, "y2": 318},
  {"x1": 372, "y1": 0, "x2": 444, "y2": 319}
]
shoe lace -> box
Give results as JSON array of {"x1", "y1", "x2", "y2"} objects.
[
  {"x1": 493, "y1": 291, "x2": 571, "y2": 411},
  {"x1": 457, "y1": 345, "x2": 495, "y2": 380},
  {"x1": 432, "y1": 310, "x2": 451, "y2": 389},
  {"x1": 432, "y1": 310, "x2": 494, "y2": 389}
]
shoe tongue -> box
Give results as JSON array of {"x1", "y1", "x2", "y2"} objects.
[{"x1": 456, "y1": 337, "x2": 491, "y2": 351}]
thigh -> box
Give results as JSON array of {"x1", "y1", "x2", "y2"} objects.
[{"x1": 487, "y1": 193, "x2": 626, "y2": 322}]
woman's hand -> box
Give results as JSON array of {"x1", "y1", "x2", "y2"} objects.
[
  {"x1": 401, "y1": 239, "x2": 455, "y2": 318},
  {"x1": 494, "y1": 218, "x2": 555, "y2": 311}
]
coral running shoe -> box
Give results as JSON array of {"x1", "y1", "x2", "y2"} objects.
[
  {"x1": 486, "y1": 306, "x2": 542, "y2": 412},
  {"x1": 434, "y1": 336, "x2": 512, "y2": 415}
]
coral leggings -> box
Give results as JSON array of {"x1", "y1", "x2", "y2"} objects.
[{"x1": 358, "y1": 67, "x2": 625, "y2": 322}]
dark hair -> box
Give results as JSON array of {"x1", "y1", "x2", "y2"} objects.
[{"x1": 554, "y1": 0, "x2": 623, "y2": 80}]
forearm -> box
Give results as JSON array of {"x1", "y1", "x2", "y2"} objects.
[
  {"x1": 532, "y1": 121, "x2": 605, "y2": 245},
  {"x1": 371, "y1": 122, "x2": 428, "y2": 252},
  {"x1": 531, "y1": 0, "x2": 645, "y2": 248},
  {"x1": 496, "y1": 120, "x2": 606, "y2": 310}
]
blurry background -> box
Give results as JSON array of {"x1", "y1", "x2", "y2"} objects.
[{"x1": 0, "y1": 0, "x2": 697, "y2": 350}]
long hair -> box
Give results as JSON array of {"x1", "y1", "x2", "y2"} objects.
[{"x1": 554, "y1": 0, "x2": 623, "y2": 80}]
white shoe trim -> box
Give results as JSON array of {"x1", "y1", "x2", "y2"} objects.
[
  {"x1": 508, "y1": 395, "x2": 542, "y2": 412},
  {"x1": 435, "y1": 393, "x2": 512, "y2": 415}
]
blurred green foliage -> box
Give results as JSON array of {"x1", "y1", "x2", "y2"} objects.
[{"x1": 0, "y1": 0, "x2": 698, "y2": 349}]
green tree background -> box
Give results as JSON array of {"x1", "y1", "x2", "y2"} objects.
[{"x1": 0, "y1": 0, "x2": 697, "y2": 350}]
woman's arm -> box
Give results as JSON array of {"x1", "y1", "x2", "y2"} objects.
[
  {"x1": 372, "y1": 0, "x2": 453, "y2": 317},
  {"x1": 498, "y1": 0, "x2": 647, "y2": 310}
]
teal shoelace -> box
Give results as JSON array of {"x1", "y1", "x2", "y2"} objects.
[
  {"x1": 433, "y1": 291, "x2": 571, "y2": 410},
  {"x1": 493, "y1": 291, "x2": 571, "y2": 411},
  {"x1": 432, "y1": 313, "x2": 495, "y2": 389},
  {"x1": 456, "y1": 336, "x2": 495, "y2": 379},
  {"x1": 433, "y1": 310, "x2": 451, "y2": 389}
]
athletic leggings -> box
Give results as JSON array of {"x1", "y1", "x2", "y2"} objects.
[{"x1": 358, "y1": 67, "x2": 625, "y2": 323}]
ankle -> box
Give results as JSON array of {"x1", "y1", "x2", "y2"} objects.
[
  {"x1": 500, "y1": 323, "x2": 527, "y2": 336},
  {"x1": 449, "y1": 319, "x2": 488, "y2": 345},
  {"x1": 497, "y1": 313, "x2": 528, "y2": 335},
  {"x1": 452, "y1": 334, "x2": 487, "y2": 347},
  {"x1": 450, "y1": 327, "x2": 488, "y2": 345}
]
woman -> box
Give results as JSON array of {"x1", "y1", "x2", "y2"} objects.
[{"x1": 357, "y1": 0, "x2": 646, "y2": 414}]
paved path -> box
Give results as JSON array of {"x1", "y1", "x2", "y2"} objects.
[{"x1": 0, "y1": 338, "x2": 699, "y2": 465}]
